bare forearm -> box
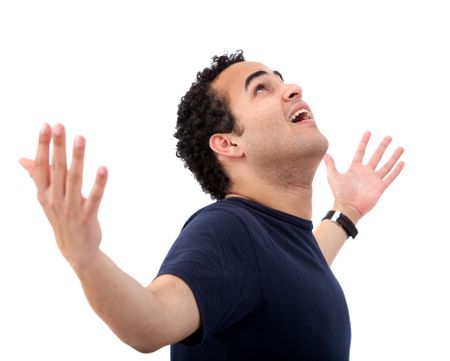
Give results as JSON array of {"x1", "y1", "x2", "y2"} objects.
[
  {"x1": 21, "y1": 125, "x2": 198, "y2": 352},
  {"x1": 314, "y1": 206, "x2": 361, "y2": 265},
  {"x1": 73, "y1": 250, "x2": 167, "y2": 353},
  {"x1": 314, "y1": 220, "x2": 348, "y2": 265},
  {"x1": 319, "y1": 133, "x2": 404, "y2": 264}
]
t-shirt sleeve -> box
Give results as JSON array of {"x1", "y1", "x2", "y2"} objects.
[{"x1": 157, "y1": 208, "x2": 261, "y2": 345}]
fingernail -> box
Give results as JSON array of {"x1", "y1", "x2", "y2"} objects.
[
  {"x1": 40, "y1": 124, "x2": 49, "y2": 135},
  {"x1": 74, "y1": 136, "x2": 84, "y2": 148},
  {"x1": 53, "y1": 124, "x2": 62, "y2": 136},
  {"x1": 98, "y1": 167, "x2": 107, "y2": 176}
]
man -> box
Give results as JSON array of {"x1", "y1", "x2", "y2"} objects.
[{"x1": 20, "y1": 50, "x2": 404, "y2": 360}]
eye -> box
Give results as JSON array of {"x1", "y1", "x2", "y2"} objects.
[{"x1": 254, "y1": 84, "x2": 267, "y2": 95}]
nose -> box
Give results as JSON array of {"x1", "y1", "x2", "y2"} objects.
[{"x1": 282, "y1": 83, "x2": 302, "y2": 102}]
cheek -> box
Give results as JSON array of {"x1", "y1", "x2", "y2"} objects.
[
  {"x1": 235, "y1": 102, "x2": 288, "y2": 148},
  {"x1": 240, "y1": 126, "x2": 288, "y2": 157},
  {"x1": 241, "y1": 98, "x2": 282, "y2": 121}
]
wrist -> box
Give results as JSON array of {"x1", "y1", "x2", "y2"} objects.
[
  {"x1": 322, "y1": 210, "x2": 359, "y2": 239},
  {"x1": 68, "y1": 248, "x2": 103, "y2": 278},
  {"x1": 332, "y1": 203, "x2": 362, "y2": 224}
]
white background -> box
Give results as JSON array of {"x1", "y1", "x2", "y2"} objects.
[{"x1": 1, "y1": 0, "x2": 449, "y2": 360}]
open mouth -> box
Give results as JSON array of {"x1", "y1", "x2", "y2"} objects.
[{"x1": 290, "y1": 109, "x2": 312, "y2": 123}]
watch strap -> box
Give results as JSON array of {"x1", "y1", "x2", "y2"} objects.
[{"x1": 322, "y1": 210, "x2": 358, "y2": 239}]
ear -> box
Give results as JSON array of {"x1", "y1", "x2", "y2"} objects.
[{"x1": 209, "y1": 133, "x2": 244, "y2": 158}]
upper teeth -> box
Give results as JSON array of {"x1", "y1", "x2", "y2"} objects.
[{"x1": 290, "y1": 109, "x2": 310, "y2": 122}]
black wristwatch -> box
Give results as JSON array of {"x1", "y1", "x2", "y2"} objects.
[{"x1": 322, "y1": 210, "x2": 358, "y2": 239}]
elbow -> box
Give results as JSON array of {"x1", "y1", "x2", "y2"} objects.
[
  {"x1": 114, "y1": 326, "x2": 166, "y2": 353},
  {"x1": 129, "y1": 340, "x2": 163, "y2": 354},
  {"x1": 132, "y1": 346, "x2": 155, "y2": 354}
]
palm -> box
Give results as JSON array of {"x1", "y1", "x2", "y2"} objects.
[
  {"x1": 19, "y1": 124, "x2": 108, "y2": 269},
  {"x1": 324, "y1": 132, "x2": 404, "y2": 219}
]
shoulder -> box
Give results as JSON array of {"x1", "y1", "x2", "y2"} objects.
[
  {"x1": 181, "y1": 199, "x2": 256, "y2": 235},
  {"x1": 164, "y1": 200, "x2": 260, "y2": 265}
]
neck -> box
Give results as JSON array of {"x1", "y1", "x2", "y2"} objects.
[
  {"x1": 225, "y1": 156, "x2": 322, "y2": 219},
  {"x1": 225, "y1": 179, "x2": 314, "y2": 220}
]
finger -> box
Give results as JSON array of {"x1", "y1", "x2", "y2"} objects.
[
  {"x1": 50, "y1": 123, "x2": 68, "y2": 200},
  {"x1": 323, "y1": 153, "x2": 338, "y2": 177},
  {"x1": 377, "y1": 147, "x2": 405, "y2": 178},
  {"x1": 367, "y1": 136, "x2": 392, "y2": 169},
  {"x1": 85, "y1": 167, "x2": 108, "y2": 216},
  {"x1": 19, "y1": 158, "x2": 35, "y2": 175},
  {"x1": 66, "y1": 136, "x2": 86, "y2": 206},
  {"x1": 352, "y1": 131, "x2": 371, "y2": 164},
  {"x1": 382, "y1": 161, "x2": 405, "y2": 190},
  {"x1": 33, "y1": 123, "x2": 52, "y2": 192}
]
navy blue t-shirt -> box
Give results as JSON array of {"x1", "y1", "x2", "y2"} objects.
[{"x1": 158, "y1": 197, "x2": 351, "y2": 360}]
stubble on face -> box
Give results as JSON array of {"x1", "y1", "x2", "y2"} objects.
[
  {"x1": 212, "y1": 61, "x2": 329, "y2": 189},
  {"x1": 245, "y1": 128, "x2": 329, "y2": 189}
]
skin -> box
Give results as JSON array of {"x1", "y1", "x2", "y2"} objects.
[
  {"x1": 210, "y1": 61, "x2": 329, "y2": 220},
  {"x1": 19, "y1": 61, "x2": 404, "y2": 352},
  {"x1": 209, "y1": 61, "x2": 404, "y2": 263},
  {"x1": 20, "y1": 124, "x2": 200, "y2": 352}
]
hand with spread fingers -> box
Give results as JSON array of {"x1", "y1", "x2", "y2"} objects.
[
  {"x1": 323, "y1": 131, "x2": 405, "y2": 223},
  {"x1": 19, "y1": 124, "x2": 201, "y2": 352},
  {"x1": 19, "y1": 123, "x2": 108, "y2": 270},
  {"x1": 16, "y1": 52, "x2": 409, "y2": 358}
]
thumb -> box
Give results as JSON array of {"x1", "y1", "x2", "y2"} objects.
[
  {"x1": 19, "y1": 158, "x2": 35, "y2": 175},
  {"x1": 323, "y1": 153, "x2": 338, "y2": 176}
]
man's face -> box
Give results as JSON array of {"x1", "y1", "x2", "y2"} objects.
[{"x1": 211, "y1": 61, "x2": 328, "y2": 177}]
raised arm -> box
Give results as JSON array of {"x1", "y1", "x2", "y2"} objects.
[
  {"x1": 314, "y1": 131, "x2": 405, "y2": 265},
  {"x1": 19, "y1": 123, "x2": 200, "y2": 352}
]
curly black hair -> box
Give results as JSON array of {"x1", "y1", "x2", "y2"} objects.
[{"x1": 174, "y1": 50, "x2": 245, "y2": 200}]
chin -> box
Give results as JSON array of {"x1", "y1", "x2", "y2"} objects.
[
  {"x1": 320, "y1": 133, "x2": 329, "y2": 156},
  {"x1": 309, "y1": 131, "x2": 329, "y2": 159}
]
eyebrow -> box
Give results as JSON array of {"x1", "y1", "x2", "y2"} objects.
[{"x1": 244, "y1": 70, "x2": 284, "y2": 91}]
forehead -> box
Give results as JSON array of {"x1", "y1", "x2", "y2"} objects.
[{"x1": 211, "y1": 61, "x2": 273, "y2": 95}]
